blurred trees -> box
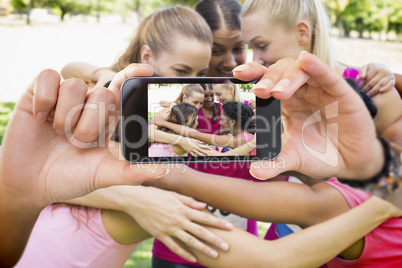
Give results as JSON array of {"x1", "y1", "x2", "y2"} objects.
[
  {"x1": 323, "y1": 0, "x2": 402, "y2": 39},
  {"x1": 7, "y1": 0, "x2": 402, "y2": 40}
]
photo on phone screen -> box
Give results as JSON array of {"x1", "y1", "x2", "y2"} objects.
[{"x1": 121, "y1": 77, "x2": 282, "y2": 163}]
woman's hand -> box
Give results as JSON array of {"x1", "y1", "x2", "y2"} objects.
[
  {"x1": 179, "y1": 137, "x2": 211, "y2": 156},
  {"x1": 0, "y1": 63, "x2": 167, "y2": 265},
  {"x1": 151, "y1": 116, "x2": 167, "y2": 126},
  {"x1": 1, "y1": 64, "x2": 168, "y2": 208},
  {"x1": 93, "y1": 68, "x2": 117, "y2": 88},
  {"x1": 359, "y1": 63, "x2": 395, "y2": 97},
  {"x1": 233, "y1": 52, "x2": 384, "y2": 181},
  {"x1": 117, "y1": 186, "x2": 232, "y2": 262},
  {"x1": 247, "y1": 99, "x2": 256, "y2": 109}
]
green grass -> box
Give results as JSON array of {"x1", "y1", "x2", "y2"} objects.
[
  {"x1": 0, "y1": 102, "x2": 15, "y2": 145},
  {"x1": 124, "y1": 238, "x2": 154, "y2": 268}
]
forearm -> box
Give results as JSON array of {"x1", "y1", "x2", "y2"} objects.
[
  {"x1": 192, "y1": 196, "x2": 395, "y2": 268},
  {"x1": 151, "y1": 167, "x2": 318, "y2": 225},
  {"x1": 220, "y1": 139, "x2": 256, "y2": 156},
  {"x1": 149, "y1": 127, "x2": 182, "y2": 145},
  {"x1": 156, "y1": 121, "x2": 241, "y2": 148},
  {"x1": 394, "y1": 73, "x2": 402, "y2": 98},
  {"x1": 381, "y1": 116, "x2": 402, "y2": 145},
  {"x1": 0, "y1": 189, "x2": 42, "y2": 267},
  {"x1": 66, "y1": 185, "x2": 140, "y2": 211},
  {"x1": 372, "y1": 88, "x2": 402, "y2": 135}
]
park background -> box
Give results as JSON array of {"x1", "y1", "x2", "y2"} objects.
[{"x1": 1, "y1": 0, "x2": 402, "y2": 267}]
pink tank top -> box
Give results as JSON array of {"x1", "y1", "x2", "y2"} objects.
[
  {"x1": 325, "y1": 178, "x2": 402, "y2": 267},
  {"x1": 15, "y1": 205, "x2": 139, "y2": 268},
  {"x1": 238, "y1": 132, "x2": 256, "y2": 156},
  {"x1": 196, "y1": 103, "x2": 221, "y2": 135},
  {"x1": 148, "y1": 143, "x2": 180, "y2": 157}
]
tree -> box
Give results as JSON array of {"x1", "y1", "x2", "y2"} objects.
[
  {"x1": 10, "y1": 0, "x2": 39, "y2": 24},
  {"x1": 323, "y1": 0, "x2": 350, "y2": 37},
  {"x1": 341, "y1": 0, "x2": 374, "y2": 37}
]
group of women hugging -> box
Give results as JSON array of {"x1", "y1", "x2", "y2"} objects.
[
  {"x1": 12, "y1": 0, "x2": 402, "y2": 267},
  {"x1": 148, "y1": 83, "x2": 257, "y2": 158}
]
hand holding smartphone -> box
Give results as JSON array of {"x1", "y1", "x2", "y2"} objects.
[{"x1": 120, "y1": 77, "x2": 282, "y2": 163}]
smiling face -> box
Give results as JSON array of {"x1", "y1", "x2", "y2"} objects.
[
  {"x1": 219, "y1": 110, "x2": 234, "y2": 134},
  {"x1": 208, "y1": 27, "x2": 247, "y2": 77},
  {"x1": 183, "y1": 92, "x2": 204, "y2": 110},
  {"x1": 241, "y1": 11, "x2": 304, "y2": 67},
  {"x1": 146, "y1": 34, "x2": 211, "y2": 77},
  {"x1": 203, "y1": 88, "x2": 215, "y2": 108},
  {"x1": 213, "y1": 84, "x2": 234, "y2": 104}
]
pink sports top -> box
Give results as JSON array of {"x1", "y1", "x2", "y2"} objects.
[
  {"x1": 325, "y1": 178, "x2": 402, "y2": 267},
  {"x1": 148, "y1": 143, "x2": 180, "y2": 157}
]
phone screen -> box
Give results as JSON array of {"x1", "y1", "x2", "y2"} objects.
[{"x1": 121, "y1": 77, "x2": 281, "y2": 163}]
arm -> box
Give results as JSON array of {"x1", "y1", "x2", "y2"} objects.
[
  {"x1": 159, "y1": 100, "x2": 175, "y2": 108},
  {"x1": 66, "y1": 185, "x2": 232, "y2": 262},
  {"x1": 149, "y1": 167, "x2": 350, "y2": 228},
  {"x1": 395, "y1": 73, "x2": 402, "y2": 98},
  {"x1": 0, "y1": 150, "x2": 43, "y2": 267},
  {"x1": 192, "y1": 196, "x2": 401, "y2": 268},
  {"x1": 0, "y1": 65, "x2": 168, "y2": 267},
  {"x1": 60, "y1": 61, "x2": 116, "y2": 88},
  {"x1": 153, "y1": 117, "x2": 245, "y2": 148},
  {"x1": 207, "y1": 136, "x2": 256, "y2": 156},
  {"x1": 148, "y1": 125, "x2": 212, "y2": 156},
  {"x1": 371, "y1": 87, "x2": 402, "y2": 144}
]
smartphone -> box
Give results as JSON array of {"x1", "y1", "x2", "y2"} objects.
[{"x1": 120, "y1": 77, "x2": 281, "y2": 163}]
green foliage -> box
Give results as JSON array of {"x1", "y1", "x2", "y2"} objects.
[
  {"x1": 323, "y1": 0, "x2": 402, "y2": 38},
  {"x1": 0, "y1": 102, "x2": 16, "y2": 145},
  {"x1": 10, "y1": 0, "x2": 28, "y2": 11},
  {"x1": 240, "y1": 84, "x2": 253, "y2": 92},
  {"x1": 124, "y1": 238, "x2": 154, "y2": 268}
]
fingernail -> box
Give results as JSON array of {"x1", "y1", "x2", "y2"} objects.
[
  {"x1": 36, "y1": 112, "x2": 49, "y2": 122},
  {"x1": 189, "y1": 256, "x2": 197, "y2": 263},
  {"x1": 252, "y1": 78, "x2": 273, "y2": 90},
  {"x1": 249, "y1": 169, "x2": 266, "y2": 180},
  {"x1": 271, "y1": 78, "x2": 290, "y2": 92},
  {"x1": 209, "y1": 249, "x2": 218, "y2": 258},
  {"x1": 220, "y1": 242, "x2": 229, "y2": 251},
  {"x1": 152, "y1": 168, "x2": 170, "y2": 180},
  {"x1": 224, "y1": 222, "x2": 233, "y2": 230},
  {"x1": 197, "y1": 201, "x2": 207, "y2": 207},
  {"x1": 233, "y1": 64, "x2": 249, "y2": 72}
]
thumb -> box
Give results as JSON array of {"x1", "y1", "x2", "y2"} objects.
[{"x1": 249, "y1": 149, "x2": 295, "y2": 180}]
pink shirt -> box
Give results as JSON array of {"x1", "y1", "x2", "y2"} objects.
[
  {"x1": 149, "y1": 143, "x2": 180, "y2": 157},
  {"x1": 15, "y1": 205, "x2": 139, "y2": 268},
  {"x1": 325, "y1": 178, "x2": 402, "y2": 267},
  {"x1": 196, "y1": 104, "x2": 221, "y2": 135},
  {"x1": 239, "y1": 132, "x2": 256, "y2": 156}
]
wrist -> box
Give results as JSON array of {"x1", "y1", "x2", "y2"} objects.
[
  {"x1": 367, "y1": 196, "x2": 398, "y2": 220},
  {"x1": 340, "y1": 137, "x2": 401, "y2": 199},
  {"x1": 111, "y1": 186, "x2": 141, "y2": 212}
]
